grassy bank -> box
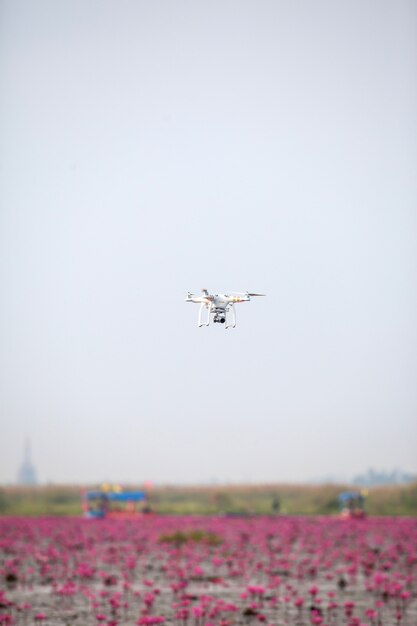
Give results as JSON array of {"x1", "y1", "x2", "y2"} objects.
[{"x1": 0, "y1": 482, "x2": 416, "y2": 516}]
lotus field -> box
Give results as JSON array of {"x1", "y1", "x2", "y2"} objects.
[{"x1": 1, "y1": 516, "x2": 416, "y2": 626}]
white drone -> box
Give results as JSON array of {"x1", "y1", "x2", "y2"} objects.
[{"x1": 186, "y1": 289, "x2": 265, "y2": 328}]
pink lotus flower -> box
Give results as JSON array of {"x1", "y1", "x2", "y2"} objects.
[{"x1": 0, "y1": 514, "x2": 415, "y2": 626}]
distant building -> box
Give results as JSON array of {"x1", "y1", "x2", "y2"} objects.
[
  {"x1": 353, "y1": 467, "x2": 417, "y2": 487},
  {"x1": 17, "y1": 440, "x2": 38, "y2": 485}
]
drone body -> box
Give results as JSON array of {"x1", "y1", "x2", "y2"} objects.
[{"x1": 186, "y1": 289, "x2": 265, "y2": 328}]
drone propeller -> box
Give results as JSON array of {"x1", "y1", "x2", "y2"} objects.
[{"x1": 227, "y1": 291, "x2": 266, "y2": 297}]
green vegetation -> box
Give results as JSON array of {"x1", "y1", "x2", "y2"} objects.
[
  {"x1": 0, "y1": 485, "x2": 82, "y2": 516},
  {"x1": 0, "y1": 481, "x2": 416, "y2": 516},
  {"x1": 159, "y1": 529, "x2": 223, "y2": 545}
]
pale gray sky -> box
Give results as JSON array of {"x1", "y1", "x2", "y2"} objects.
[{"x1": 0, "y1": 0, "x2": 416, "y2": 485}]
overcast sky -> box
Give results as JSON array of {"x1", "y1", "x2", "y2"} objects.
[{"x1": 0, "y1": 0, "x2": 416, "y2": 485}]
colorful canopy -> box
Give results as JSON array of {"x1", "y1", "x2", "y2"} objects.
[
  {"x1": 338, "y1": 491, "x2": 364, "y2": 502},
  {"x1": 86, "y1": 491, "x2": 146, "y2": 502}
]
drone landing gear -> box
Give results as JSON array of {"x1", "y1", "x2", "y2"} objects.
[
  {"x1": 198, "y1": 303, "x2": 212, "y2": 327},
  {"x1": 225, "y1": 304, "x2": 236, "y2": 329}
]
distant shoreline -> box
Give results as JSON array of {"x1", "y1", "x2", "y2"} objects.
[{"x1": 0, "y1": 481, "x2": 416, "y2": 516}]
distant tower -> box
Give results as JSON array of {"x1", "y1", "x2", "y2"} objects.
[{"x1": 17, "y1": 439, "x2": 38, "y2": 485}]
